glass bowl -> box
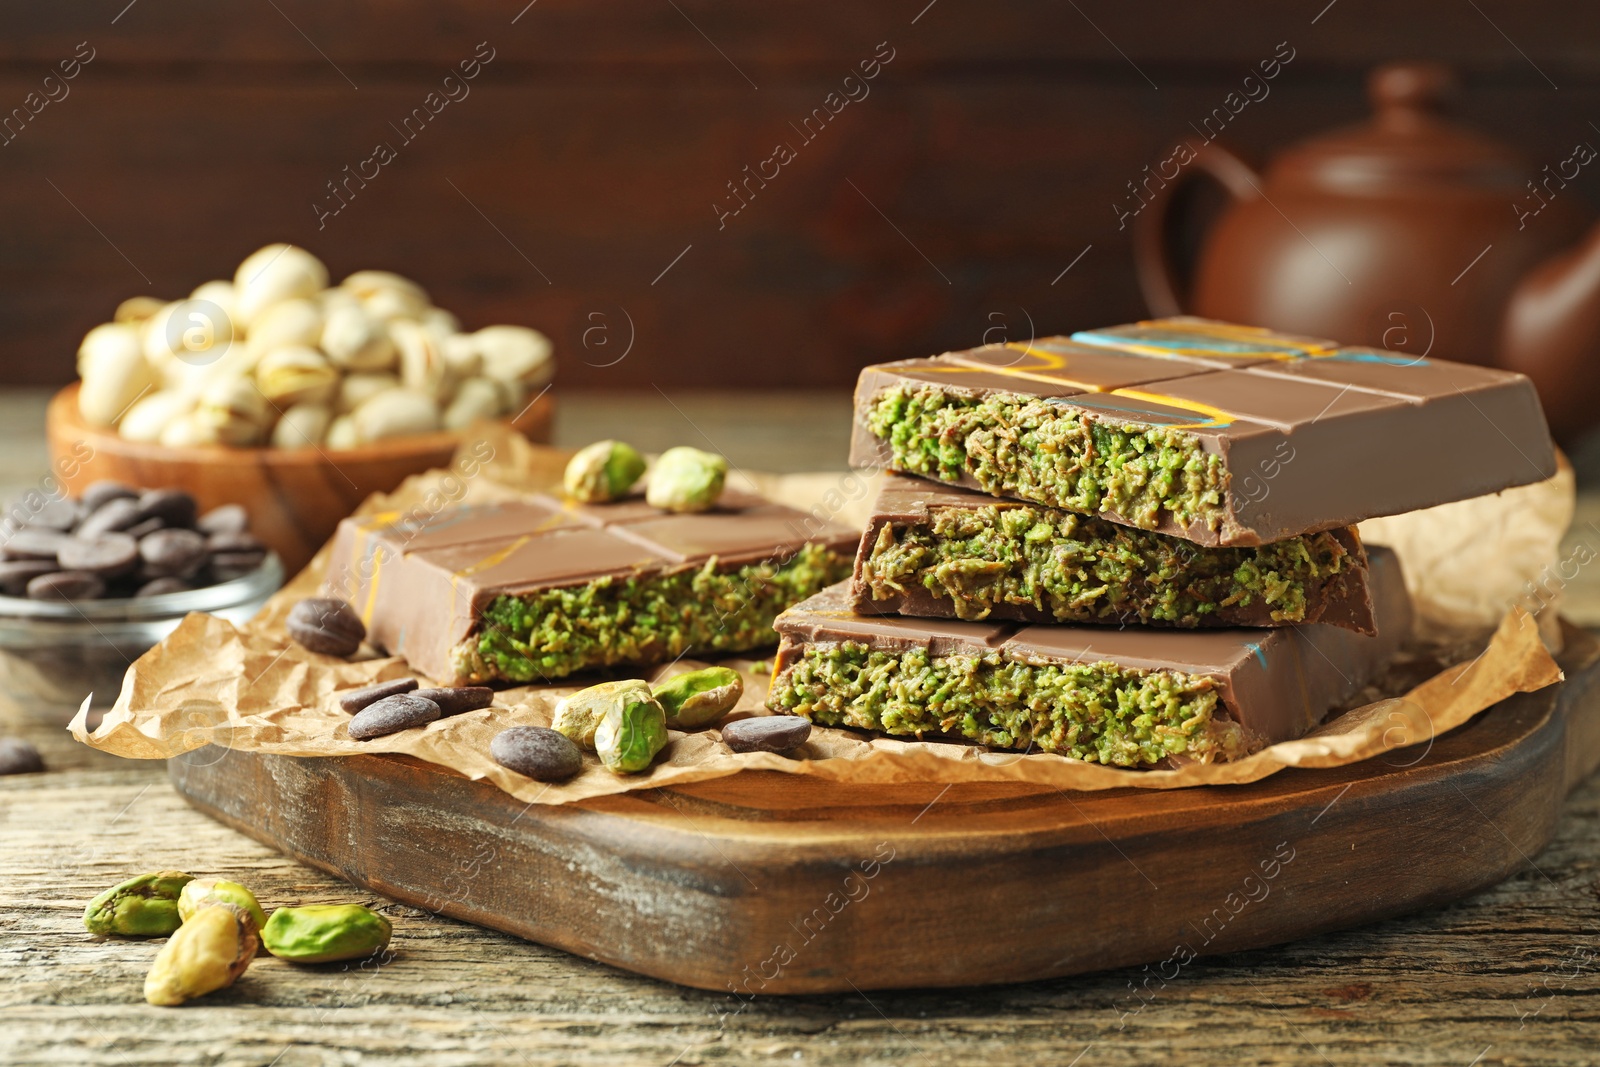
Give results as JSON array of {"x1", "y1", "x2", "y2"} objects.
[{"x1": 0, "y1": 554, "x2": 284, "y2": 721}]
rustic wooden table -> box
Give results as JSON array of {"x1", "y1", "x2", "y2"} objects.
[{"x1": 3, "y1": 389, "x2": 1599, "y2": 1066}]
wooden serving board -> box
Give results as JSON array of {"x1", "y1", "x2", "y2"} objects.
[{"x1": 169, "y1": 628, "x2": 1600, "y2": 995}]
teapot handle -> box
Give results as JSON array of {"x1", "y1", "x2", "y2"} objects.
[{"x1": 1132, "y1": 141, "x2": 1264, "y2": 315}]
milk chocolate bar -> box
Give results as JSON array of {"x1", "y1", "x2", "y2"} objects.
[
  {"x1": 323, "y1": 491, "x2": 857, "y2": 684},
  {"x1": 853, "y1": 474, "x2": 1375, "y2": 632},
  {"x1": 769, "y1": 546, "x2": 1410, "y2": 767},
  {"x1": 849, "y1": 317, "x2": 1555, "y2": 546}
]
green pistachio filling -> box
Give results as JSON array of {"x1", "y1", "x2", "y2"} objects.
[
  {"x1": 862, "y1": 504, "x2": 1353, "y2": 625},
  {"x1": 457, "y1": 543, "x2": 851, "y2": 683},
  {"x1": 866, "y1": 385, "x2": 1229, "y2": 532},
  {"x1": 771, "y1": 642, "x2": 1247, "y2": 767}
]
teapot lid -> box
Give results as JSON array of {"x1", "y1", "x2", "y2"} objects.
[{"x1": 1272, "y1": 62, "x2": 1529, "y2": 193}]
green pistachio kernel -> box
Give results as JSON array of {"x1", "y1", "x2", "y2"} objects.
[
  {"x1": 645, "y1": 446, "x2": 727, "y2": 513},
  {"x1": 564, "y1": 439, "x2": 647, "y2": 503},
  {"x1": 595, "y1": 696, "x2": 669, "y2": 774},
  {"x1": 552, "y1": 679, "x2": 654, "y2": 750},
  {"x1": 261, "y1": 904, "x2": 393, "y2": 963},
  {"x1": 178, "y1": 878, "x2": 268, "y2": 932},
  {"x1": 84, "y1": 870, "x2": 194, "y2": 937},
  {"x1": 653, "y1": 666, "x2": 743, "y2": 728}
]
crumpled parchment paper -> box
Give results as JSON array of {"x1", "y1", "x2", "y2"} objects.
[{"x1": 71, "y1": 424, "x2": 1568, "y2": 804}]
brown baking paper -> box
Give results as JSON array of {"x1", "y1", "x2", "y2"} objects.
[{"x1": 71, "y1": 424, "x2": 1567, "y2": 803}]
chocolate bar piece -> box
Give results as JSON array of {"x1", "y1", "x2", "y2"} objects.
[
  {"x1": 323, "y1": 491, "x2": 857, "y2": 684},
  {"x1": 849, "y1": 317, "x2": 1556, "y2": 546},
  {"x1": 769, "y1": 546, "x2": 1411, "y2": 767},
  {"x1": 853, "y1": 474, "x2": 1375, "y2": 632}
]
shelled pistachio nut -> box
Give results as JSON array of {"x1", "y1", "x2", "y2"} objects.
[
  {"x1": 271, "y1": 402, "x2": 332, "y2": 448},
  {"x1": 563, "y1": 440, "x2": 645, "y2": 503},
  {"x1": 353, "y1": 388, "x2": 440, "y2": 442},
  {"x1": 114, "y1": 295, "x2": 166, "y2": 324},
  {"x1": 159, "y1": 412, "x2": 222, "y2": 448},
  {"x1": 336, "y1": 371, "x2": 399, "y2": 414},
  {"x1": 77, "y1": 324, "x2": 157, "y2": 428},
  {"x1": 595, "y1": 694, "x2": 670, "y2": 775},
  {"x1": 234, "y1": 243, "x2": 328, "y2": 328},
  {"x1": 325, "y1": 414, "x2": 361, "y2": 450},
  {"x1": 443, "y1": 376, "x2": 507, "y2": 430},
  {"x1": 653, "y1": 666, "x2": 743, "y2": 728},
  {"x1": 261, "y1": 903, "x2": 392, "y2": 963},
  {"x1": 190, "y1": 279, "x2": 239, "y2": 328},
  {"x1": 256, "y1": 345, "x2": 338, "y2": 407},
  {"x1": 77, "y1": 321, "x2": 143, "y2": 377},
  {"x1": 178, "y1": 878, "x2": 268, "y2": 932},
  {"x1": 552, "y1": 679, "x2": 654, "y2": 750},
  {"x1": 247, "y1": 298, "x2": 324, "y2": 356},
  {"x1": 342, "y1": 269, "x2": 429, "y2": 319},
  {"x1": 143, "y1": 299, "x2": 236, "y2": 377},
  {"x1": 195, "y1": 375, "x2": 269, "y2": 446},
  {"x1": 83, "y1": 870, "x2": 193, "y2": 937},
  {"x1": 646, "y1": 447, "x2": 728, "y2": 513},
  {"x1": 441, "y1": 333, "x2": 483, "y2": 379},
  {"x1": 119, "y1": 390, "x2": 196, "y2": 444},
  {"x1": 391, "y1": 319, "x2": 458, "y2": 402},
  {"x1": 144, "y1": 903, "x2": 258, "y2": 1006},
  {"x1": 321, "y1": 302, "x2": 396, "y2": 372},
  {"x1": 474, "y1": 325, "x2": 553, "y2": 387}
]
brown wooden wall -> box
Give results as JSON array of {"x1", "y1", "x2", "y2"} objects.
[{"x1": 1, "y1": 1, "x2": 1597, "y2": 389}]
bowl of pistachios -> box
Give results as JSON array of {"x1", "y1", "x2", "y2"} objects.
[{"x1": 46, "y1": 243, "x2": 555, "y2": 576}]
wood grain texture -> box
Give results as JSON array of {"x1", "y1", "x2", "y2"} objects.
[
  {"x1": 1, "y1": 2, "x2": 1597, "y2": 389},
  {"x1": 5, "y1": 678, "x2": 1600, "y2": 1064}
]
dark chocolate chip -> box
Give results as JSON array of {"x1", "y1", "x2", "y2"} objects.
[
  {"x1": 81, "y1": 480, "x2": 137, "y2": 512},
  {"x1": 2, "y1": 527, "x2": 69, "y2": 561},
  {"x1": 77, "y1": 497, "x2": 143, "y2": 539},
  {"x1": 30, "y1": 497, "x2": 81, "y2": 531},
  {"x1": 138, "y1": 528, "x2": 208, "y2": 579},
  {"x1": 721, "y1": 716, "x2": 812, "y2": 754},
  {"x1": 0, "y1": 559, "x2": 56, "y2": 595},
  {"x1": 27, "y1": 571, "x2": 106, "y2": 601},
  {"x1": 348, "y1": 693, "x2": 441, "y2": 740},
  {"x1": 287, "y1": 597, "x2": 366, "y2": 657},
  {"x1": 208, "y1": 550, "x2": 267, "y2": 582},
  {"x1": 137, "y1": 488, "x2": 197, "y2": 529},
  {"x1": 135, "y1": 576, "x2": 193, "y2": 597},
  {"x1": 491, "y1": 726, "x2": 582, "y2": 781},
  {"x1": 411, "y1": 686, "x2": 494, "y2": 717},
  {"x1": 337, "y1": 677, "x2": 419, "y2": 714},
  {"x1": 58, "y1": 532, "x2": 139, "y2": 578},
  {"x1": 0, "y1": 737, "x2": 45, "y2": 776},
  {"x1": 122, "y1": 516, "x2": 165, "y2": 540},
  {"x1": 196, "y1": 503, "x2": 249, "y2": 536},
  {"x1": 206, "y1": 530, "x2": 264, "y2": 553}
]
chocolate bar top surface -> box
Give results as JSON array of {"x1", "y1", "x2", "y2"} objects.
[
  {"x1": 324, "y1": 489, "x2": 860, "y2": 679},
  {"x1": 849, "y1": 316, "x2": 1556, "y2": 545},
  {"x1": 775, "y1": 544, "x2": 1411, "y2": 747}
]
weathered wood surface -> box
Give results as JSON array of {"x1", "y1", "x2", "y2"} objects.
[
  {"x1": 159, "y1": 637, "x2": 1594, "y2": 997},
  {"x1": 5, "y1": 700, "x2": 1600, "y2": 1065}
]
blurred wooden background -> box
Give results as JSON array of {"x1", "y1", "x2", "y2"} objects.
[{"x1": 0, "y1": 0, "x2": 1597, "y2": 389}]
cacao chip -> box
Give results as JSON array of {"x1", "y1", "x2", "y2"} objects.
[
  {"x1": 348, "y1": 694, "x2": 440, "y2": 740},
  {"x1": 491, "y1": 726, "x2": 582, "y2": 781},
  {"x1": 287, "y1": 597, "x2": 366, "y2": 657}
]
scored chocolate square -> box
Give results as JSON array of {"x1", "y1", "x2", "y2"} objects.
[
  {"x1": 849, "y1": 316, "x2": 1555, "y2": 546},
  {"x1": 324, "y1": 489, "x2": 858, "y2": 684}
]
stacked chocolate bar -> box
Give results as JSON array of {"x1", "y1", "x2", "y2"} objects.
[{"x1": 766, "y1": 317, "x2": 1557, "y2": 767}]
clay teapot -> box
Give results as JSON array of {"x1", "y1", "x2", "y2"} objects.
[{"x1": 1133, "y1": 61, "x2": 1600, "y2": 442}]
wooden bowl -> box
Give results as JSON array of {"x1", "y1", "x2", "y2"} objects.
[{"x1": 46, "y1": 383, "x2": 554, "y2": 577}]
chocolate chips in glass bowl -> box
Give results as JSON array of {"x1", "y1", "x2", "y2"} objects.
[{"x1": 0, "y1": 482, "x2": 269, "y2": 601}]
